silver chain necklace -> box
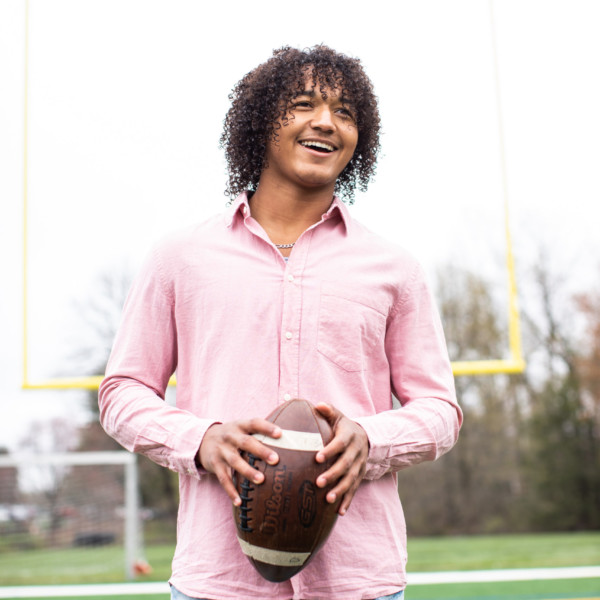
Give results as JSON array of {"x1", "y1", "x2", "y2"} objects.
[{"x1": 275, "y1": 243, "x2": 295, "y2": 249}]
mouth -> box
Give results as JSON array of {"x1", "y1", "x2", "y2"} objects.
[{"x1": 299, "y1": 140, "x2": 337, "y2": 154}]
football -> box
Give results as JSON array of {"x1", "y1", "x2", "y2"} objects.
[{"x1": 233, "y1": 399, "x2": 341, "y2": 582}]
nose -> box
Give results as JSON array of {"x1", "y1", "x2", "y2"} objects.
[{"x1": 310, "y1": 105, "x2": 335, "y2": 132}]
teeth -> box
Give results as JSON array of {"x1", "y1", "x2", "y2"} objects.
[{"x1": 300, "y1": 141, "x2": 335, "y2": 152}]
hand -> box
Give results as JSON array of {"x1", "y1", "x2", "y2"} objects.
[
  {"x1": 198, "y1": 419, "x2": 282, "y2": 507},
  {"x1": 314, "y1": 403, "x2": 369, "y2": 516}
]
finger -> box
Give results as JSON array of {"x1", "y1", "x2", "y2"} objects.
[
  {"x1": 217, "y1": 418, "x2": 281, "y2": 464},
  {"x1": 315, "y1": 434, "x2": 347, "y2": 465},
  {"x1": 242, "y1": 417, "x2": 283, "y2": 440},
  {"x1": 230, "y1": 450, "x2": 268, "y2": 484},
  {"x1": 236, "y1": 420, "x2": 282, "y2": 466},
  {"x1": 312, "y1": 403, "x2": 369, "y2": 516},
  {"x1": 313, "y1": 403, "x2": 344, "y2": 464},
  {"x1": 218, "y1": 447, "x2": 272, "y2": 506},
  {"x1": 322, "y1": 455, "x2": 366, "y2": 515},
  {"x1": 239, "y1": 438, "x2": 280, "y2": 467},
  {"x1": 315, "y1": 438, "x2": 368, "y2": 513},
  {"x1": 337, "y1": 476, "x2": 362, "y2": 515},
  {"x1": 200, "y1": 421, "x2": 280, "y2": 481},
  {"x1": 316, "y1": 445, "x2": 358, "y2": 490},
  {"x1": 213, "y1": 460, "x2": 243, "y2": 506},
  {"x1": 314, "y1": 402, "x2": 341, "y2": 428}
]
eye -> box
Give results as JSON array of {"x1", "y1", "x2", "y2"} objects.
[
  {"x1": 336, "y1": 106, "x2": 355, "y2": 120},
  {"x1": 292, "y1": 100, "x2": 313, "y2": 110}
]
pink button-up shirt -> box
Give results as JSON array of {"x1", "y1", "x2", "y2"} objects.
[{"x1": 99, "y1": 193, "x2": 461, "y2": 600}]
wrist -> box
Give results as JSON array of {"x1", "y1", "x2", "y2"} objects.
[{"x1": 194, "y1": 450, "x2": 203, "y2": 470}]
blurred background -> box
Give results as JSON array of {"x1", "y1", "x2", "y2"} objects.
[{"x1": 0, "y1": 0, "x2": 599, "y2": 596}]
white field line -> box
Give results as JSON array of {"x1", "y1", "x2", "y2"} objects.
[
  {"x1": 0, "y1": 567, "x2": 599, "y2": 598},
  {"x1": 408, "y1": 565, "x2": 600, "y2": 584},
  {"x1": 0, "y1": 582, "x2": 169, "y2": 598}
]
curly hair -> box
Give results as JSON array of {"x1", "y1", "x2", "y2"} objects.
[{"x1": 220, "y1": 45, "x2": 381, "y2": 204}]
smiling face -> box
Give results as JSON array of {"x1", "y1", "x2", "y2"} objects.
[{"x1": 261, "y1": 77, "x2": 359, "y2": 195}]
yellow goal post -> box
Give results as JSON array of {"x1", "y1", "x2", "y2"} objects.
[{"x1": 20, "y1": 0, "x2": 524, "y2": 390}]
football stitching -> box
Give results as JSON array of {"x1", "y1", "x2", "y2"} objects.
[{"x1": 239, "y1": 453, "x2": 258, "y2": 532}]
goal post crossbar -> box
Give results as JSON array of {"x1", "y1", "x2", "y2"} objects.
[{"x1": 0, "y1": 451, "x2": 135, "y2": 467}]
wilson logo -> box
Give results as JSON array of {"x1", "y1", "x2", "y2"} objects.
[
  {"x1": 298, "y1": 480, "x2": 317, "y2": 527},
  {"x1": 261, "y1": 467, "x2": 287, "y2": 535}
]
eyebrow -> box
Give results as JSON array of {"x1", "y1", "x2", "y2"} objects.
[
  {"x1": 293, "y1": 90, "x2": 354, "y2": 105},
  {"x1": 294, "y1": 90, "x2": 316, "y2": 98}
]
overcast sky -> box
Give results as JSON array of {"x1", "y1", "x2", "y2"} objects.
[{"x1": 1, "y1": 0, "x2": 599, "y2": 450}]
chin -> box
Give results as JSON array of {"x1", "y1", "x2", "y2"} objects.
[{"x1": 296, "y1": 170, "x2": 340, "y2": 189}]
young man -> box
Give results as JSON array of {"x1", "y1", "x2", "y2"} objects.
[{"x1": 99, "y1": 45, "x2": 462, "y2": 600}]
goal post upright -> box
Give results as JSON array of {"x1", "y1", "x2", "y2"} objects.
[{"x1": 124, "y1": 454, "x2": 140, "y2": 581}]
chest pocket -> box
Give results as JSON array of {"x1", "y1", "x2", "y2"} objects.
[{"x1": 317, "y1": 286, "x2": 387, "y2": 372}]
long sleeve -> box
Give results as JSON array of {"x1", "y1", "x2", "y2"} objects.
[
  {"x1": 355, "y1": 262, "x2": 462, "y2": 479},
  {"x1": 98, "y1": 246, "x2": 215, "y2": 478}
]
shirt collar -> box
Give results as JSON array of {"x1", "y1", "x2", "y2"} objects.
[
  {"x1": 224, "y1": 191, "x2": 251, "y2": 228},
  {"x1": 225, "y1": 191, "x2": 350, "y2": 233},
  {"x1": 325, "y1": 196, "x2": 351, "y2": 233}
]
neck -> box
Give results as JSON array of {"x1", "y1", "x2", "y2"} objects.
[{"x1": 249, "y1": 177, "x2": 335, "y2": 246}]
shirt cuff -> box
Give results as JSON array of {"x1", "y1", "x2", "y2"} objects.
[
  {"x1": 133, "y1": 415, "x2": 221, "y2": 480},
  {"x1": 353, "y1": 415, "x2": 390, "y2": 475}
]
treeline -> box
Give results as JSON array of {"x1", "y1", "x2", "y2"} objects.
[{"x1": 399, "y1": 264, "x2": 600, "y2": 535}]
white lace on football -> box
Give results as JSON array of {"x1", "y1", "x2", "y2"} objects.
[
  {"x1": 237, "y1": 538, "x2": 311, "y2": 566},
  {"x1": 252, "y1": 429, "x2": 324, "y2": 451}
]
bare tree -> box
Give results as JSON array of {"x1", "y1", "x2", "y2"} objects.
[
  {"x1": 71, "y1": 267, "x2": 179, "y2": 530},
  {"x1": 399, "y1": 266, "x2": 526, "y2": 535},
  {"x1": 18, "y1": 418, "x2": 79, "y2": 546}
]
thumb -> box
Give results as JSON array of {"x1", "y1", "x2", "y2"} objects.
[
  {"x1": 314, "y1": 402, "x2": 343, "y2": 429},
  {"x1": 314, "y1": 402, "x2": 337, "y2": 419},
  {"x1": 315, "y1": 403, "x2": 344, "y2": 430}
]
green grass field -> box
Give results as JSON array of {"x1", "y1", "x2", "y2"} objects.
[
  {"x1": 1, "y1": 532, "x2": 599, "y2": 599},
  {"x1": 407, "y1": 532, "x2": 600, "y2": 571},
  {"x1": 408, "y1": 578, "x2": 600, "y2": 599},
  {"x1": 0, "y1": 544, "x2": 175, "y2": 586}
]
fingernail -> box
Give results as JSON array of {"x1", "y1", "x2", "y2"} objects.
[
  {"x1": 327, "y1": 492, "x2": 337, "y2": 503},
  {"x1": 317, "y1": 476, "x2": 326, "y2": 487},
  {"x1": 268, "y1": 452, "x2": 278, "y2": 464},
  {"x1": 233, "y1": 497, "x2": 241, "y2": 507},
  {"x1": 254, "y1": 473, "x2": 264, "y2": 484}
]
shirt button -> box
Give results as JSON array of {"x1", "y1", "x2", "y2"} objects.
[
  {"x1": 287, "y1": 274, "x2": 294, "y2": 282},
  {"x1": 283, "y1": 393, "x2": 292, "y2": 401},
  {"x1": 285, "y1": 331, "x2": 293, "y2": 340}
]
